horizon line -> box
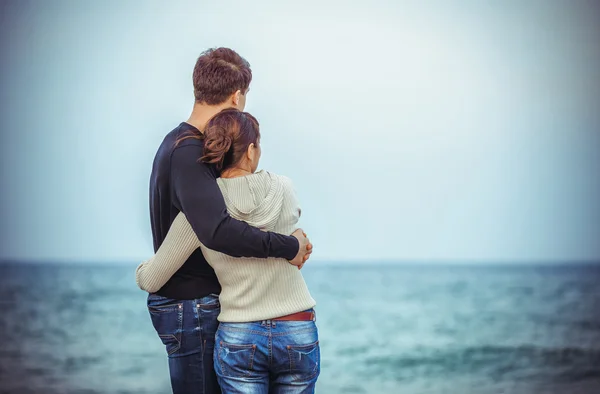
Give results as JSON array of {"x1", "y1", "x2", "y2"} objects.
[{"x1": 1, "y1": 259, "x2": 599, "y2": 267}]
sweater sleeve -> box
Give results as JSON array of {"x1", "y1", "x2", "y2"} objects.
[
  {"x1": 136, "y1": 212, "x2": 201, "y2": 293},
  {"x1": 171, "y1": 144, "x2": 299, "y2": 260},
  {"x1": 279, "y1": 175, "x2": 302, "y2": 232}
]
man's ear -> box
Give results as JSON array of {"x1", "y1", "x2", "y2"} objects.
[{"x1": 232, "y1": 89, "x2": 242, "y2": 106}]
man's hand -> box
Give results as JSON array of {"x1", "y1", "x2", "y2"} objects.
[{"x1": 289, "y1": 229, "x2": 313, "y2": 268}]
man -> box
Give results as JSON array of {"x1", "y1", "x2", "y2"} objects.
[{"x1": 145, "y1": 48, "x2": 312, "y2": 393}]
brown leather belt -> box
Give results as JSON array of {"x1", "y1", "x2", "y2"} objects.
[{"x1": 273, "y1": 311, "x2": 315, "y2": 321}]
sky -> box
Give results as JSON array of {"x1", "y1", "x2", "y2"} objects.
[{"x1": 0, "y1": 0, "x2": 599, "y2": 264}]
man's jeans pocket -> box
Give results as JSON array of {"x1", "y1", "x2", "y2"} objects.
[{"x1": 148, "y1": 295, "x2": 183, "y2": 356}]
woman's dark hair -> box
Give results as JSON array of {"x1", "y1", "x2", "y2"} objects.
[{"x1": 199, "y1": 108, "x2": 260, "y2": 171}]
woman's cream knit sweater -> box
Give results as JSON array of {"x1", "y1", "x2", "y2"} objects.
[{"x1": 136, "y1": 170, "x2": 316, "y2": 322}]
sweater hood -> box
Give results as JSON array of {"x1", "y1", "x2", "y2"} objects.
[{"x1": 217, "y1": 170, "x2": 285, "y2": 230}]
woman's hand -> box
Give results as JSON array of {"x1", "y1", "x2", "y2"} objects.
[{"x1": 289, "y1": 229, "x2": 313, "y2": 268}]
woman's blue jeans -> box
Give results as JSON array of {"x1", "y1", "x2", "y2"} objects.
[{"x1": 214, "y1": 311, "x2": 320, "y2": 394}]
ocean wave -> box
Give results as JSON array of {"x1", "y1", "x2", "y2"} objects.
[{"x1": 363, "y1": 345, "x2": 600, "y2": 382}]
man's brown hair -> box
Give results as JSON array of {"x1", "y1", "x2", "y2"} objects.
[{"x1": 192, "y1": 48, "x2": 252, "y2": 105}]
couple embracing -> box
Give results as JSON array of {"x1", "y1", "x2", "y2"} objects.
[{"x1": 135, "y1": 47, "x2": 320, "y2": 394}]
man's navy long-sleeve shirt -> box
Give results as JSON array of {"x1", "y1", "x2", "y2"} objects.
[{"x1": 150, "y1": 122, "x2": 299, "y2": 299}]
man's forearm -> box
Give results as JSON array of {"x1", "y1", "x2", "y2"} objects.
[
  {"x1": 172, "y1": 144, "x2": 299, "y2": 261},
  {"x1": 190, "y1": 211, "x2": 298, "y2": 260}
]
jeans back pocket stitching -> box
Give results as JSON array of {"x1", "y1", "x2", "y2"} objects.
[
  {"x1": 159, "y1": 334, "x2": 180, "y2": 355},
  {"x1": 287, "y1": 341, "x2": 320, "y2": 380},
  {"x1": 218, "y1": 341, "x2": 257, "y2": 378},
  {"x1": 148, "y1": 302, "x2": 183, "y2": 314},
  {"x1": 148, "y1": 302, "x2": 183, "y2": 356}
]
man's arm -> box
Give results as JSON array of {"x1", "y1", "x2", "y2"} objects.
[{"x1": 171, "y1": 144, "x2": 303, "y2": 261}]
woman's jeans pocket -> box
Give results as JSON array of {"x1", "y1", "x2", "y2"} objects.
[
  {"x1": 216, "y1": 340, "x2": 257, "y2": 378},
  {"x1": 287, "y1": 340, "x2": 320, "y2": 381},
  {"x1": 215, "y1": 325, "x2": 259, "y2": 379},
  {"x1": 147, "y1": 295, "x2": 183, "y2": 356}
]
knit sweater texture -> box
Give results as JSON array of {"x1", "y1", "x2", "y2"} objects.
[{"x1": 136, "y1": 170, "x2": 316, "y2": 322}]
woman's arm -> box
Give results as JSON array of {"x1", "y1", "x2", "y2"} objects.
[
  {"x1": 135, "y1": 212, "x2": 201, "y2": 293},
  {"x1": 279, "y1": 175, "x2": 302, "y2": 229},
  {"x1": 277, "y1": 175, "x2": 308, "y2": 269}
]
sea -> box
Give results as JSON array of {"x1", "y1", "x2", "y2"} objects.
[{"x1": 0, "y1": 262, "x2": 599, "y2": 394}]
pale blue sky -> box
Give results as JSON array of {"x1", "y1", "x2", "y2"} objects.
[{"x1": 1, "y1": 0, "x2": 598, "y2": 264}]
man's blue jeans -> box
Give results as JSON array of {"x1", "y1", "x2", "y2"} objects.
[
  {"x1": 148, "y1": 293, "x2": 221, "y2": 394},
  {"x1": 214, "y1": 312, "x2": 320, "y2": 394}
]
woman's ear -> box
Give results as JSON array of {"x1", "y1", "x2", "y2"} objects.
[{"x1": 246, "y1": 143, "x2": 255, "y2": 161}]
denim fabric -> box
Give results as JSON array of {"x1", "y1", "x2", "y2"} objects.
[
  {"x1": 148, "y1": 293, "x2": 221, "y2": 394},
  {"x1": 214, "y1": 311, "x2": 320, "y2": 394}
]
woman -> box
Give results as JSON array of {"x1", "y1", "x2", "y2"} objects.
[{"x1": 136, "y1": 108, "x2": 319, "y2": 393}]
